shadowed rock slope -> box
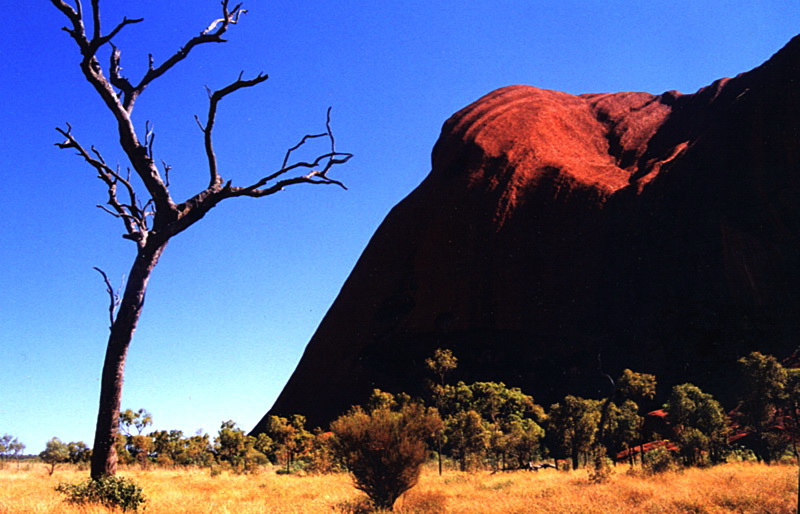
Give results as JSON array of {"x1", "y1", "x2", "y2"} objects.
[{"x1": 254, "y1": 36, "x2": 800, "y2": 432}]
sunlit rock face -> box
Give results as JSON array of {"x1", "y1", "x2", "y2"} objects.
[{"x1": 253, "y1": 35, "x2": 800, "y2": 433}]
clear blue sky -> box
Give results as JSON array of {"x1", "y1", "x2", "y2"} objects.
[{"x1": 2, "y1": 1, "x2": 798, "y2": 453}]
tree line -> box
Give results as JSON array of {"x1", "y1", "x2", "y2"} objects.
[{"x1": 15, "y1": 349, "x2": 800, "y2": 509}]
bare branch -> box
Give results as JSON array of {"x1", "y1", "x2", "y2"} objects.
[
  {"x1": 218, "y1": 107, "x2": 352, "y2": 198},
  {"x1": 50, "y1": 0, "x2": 79, "y2": 26},
  {"x1": 96, "y1": 204, "x2": 142, "y2": 224},
  {"x1": 93, "y1": 266, "x2": 120, "y2": 328},
  {"x1": 55, "y1": 125, "x2": 150, "y2": 244},
  {"x1": 230, "y1": 149, "x2": 352, "y2": 198},
  {"x1": 129, "y1": 0, "x2": 246, "y2": 107},
  {"x1": 90, "y1": 0, "x2": 101, "y2": 41},
  {"x1": 52, "y1": 1, "x2": 177, "y2": 219},
  {"x1": 92, "y1": 16, "x2": 143, "y2": 51},
  {"x1": 203, "y1": 1, "x2": 247, "y2": 34},
  {"x1": 90, "y1": 147, "x2": 140, "y2": 218},
  {"x1": 199, "y1": 72, "x2": 269, "y2": 187},
  {"x1": 281, "y1": 132, "x2": 327, "y2": 169},
  {"x1": 161, "y1": 160, "x2": 172, "y2": 188},
  {"x1": 145, "y1": 121, "x2": 155, "y2": 158},
  {"x1": 50, "y1": 0, "x2": 90, "y2": 52}
]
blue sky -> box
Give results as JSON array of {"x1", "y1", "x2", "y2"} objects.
[{"x1": 2, "y1": 1, "x2": 798, "y2": 453}]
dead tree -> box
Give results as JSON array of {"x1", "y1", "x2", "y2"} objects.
[{"x1": 49, "y1": 0, "x2": 351, "y2": 480}]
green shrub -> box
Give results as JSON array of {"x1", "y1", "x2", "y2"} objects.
[
  {"x1": 643, "y1": 447, "x2": 678, "y2": 474},
  {"x1": 588, "y1": 447, "x2": 613, "y2": 484},
  {"x1": 56, "y1": 475, "x2": 147, "y2": 512}
]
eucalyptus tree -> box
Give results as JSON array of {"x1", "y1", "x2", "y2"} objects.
[
  {"x1": 595, "y1": 369, "x2": 656, "y2": 464},
  {"x1": 547, "y1": 396, "x2": 602, "y2": 470},
  {"x1": 737, "y1": 352, "x2": 790, "y2": 462},
  {"x1": 666, "y1": 383, "x2": 730, "y2": 465},
  {"x1": 41, "y1": 437, "x2": 71, "y2": 476},
  {"x1": 49, "y1": 0, "x2": 350, "y2": 479}
]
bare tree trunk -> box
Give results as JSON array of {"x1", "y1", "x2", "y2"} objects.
[
  {"x1": 90, "y1": 243, "x2": 166, "y2": 479},
  {"x1": 50, "y1": 0, "x2": 350, "y2": 481},
  {"x1": 437, "y1": 440, "x2": 443, "y2": 476}
]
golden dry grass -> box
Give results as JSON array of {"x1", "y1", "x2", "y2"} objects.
[{"x1": 0, "y1": 461, "x2": 796, "y2": 513}]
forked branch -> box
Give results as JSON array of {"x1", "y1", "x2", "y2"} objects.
[
  {"x1": 229, "y1": 106, "x2": 352, "y2": 198},
  {"x1": 56, "y1": 124, "x2": 151, "y2": 245},
  {"x1": 195, "y1": 72, "x2": 269, "y2": 188}
]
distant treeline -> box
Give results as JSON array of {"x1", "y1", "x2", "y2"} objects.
[{"x1": 11, "y1": 350, "x2": 800, "y2": 477}]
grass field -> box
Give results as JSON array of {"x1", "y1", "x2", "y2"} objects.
[{"x1": 0, "y1": 461, "x2": 796, "y2": 513}]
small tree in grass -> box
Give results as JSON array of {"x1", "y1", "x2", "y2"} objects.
[
  {"x1": 446, "y1": 409, "x2": 489, "y2": 471},
  {"x1": 330, "y1": 400, "x2": 442, "y2": 511},
  {"x1": 0, "y1": 434, "x2": 26, "y2": 468},
  {"x1": 214, "y1": 420, "x2": 264, "y2": 473},
  {"x1": 262, "y1": 414, "x2": 314, "y2": 473},
  {"x1": 40, "y1": 437, "x2": 71, "y2": 475}
]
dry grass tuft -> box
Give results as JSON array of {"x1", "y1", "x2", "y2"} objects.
[{"x1": 0, "y1": 461, "x2": 796, "y2": 513}]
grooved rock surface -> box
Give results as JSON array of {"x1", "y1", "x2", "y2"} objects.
[{"x1": 254, "y1": 36, "x2": 800, "y2": 433}]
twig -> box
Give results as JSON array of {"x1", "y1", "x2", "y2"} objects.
[{"x1": 93, "y1": 266, "x2": 120, "y2": 328}]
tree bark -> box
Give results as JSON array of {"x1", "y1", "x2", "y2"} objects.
[{"x1": 90, "y1": 241, "x2": 166, "y2": 479}]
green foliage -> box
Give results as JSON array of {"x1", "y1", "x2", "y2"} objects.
[
  {"x1": 666, "y1": 383, "x2": 730, "y2": 465},
  {"x1": 150, "y1": 430, "x2": 214, "y2": 467},
  {"x1": 56, "y1": 475, "x2": 146, "y2": 512},
  {"x1": 119, "y1": 408, "x2": 153, "y2": 436},
  {"x1": 0, "y1": 434, "x2": 25, "y2": 466},
  {"x1": 494, "y1": 417, "x2": 546, "y2": 469},
  {"x1": 423, "y1": 349, "x2": 547, "y2": 472},
  {"x1": 469, "y1": 381, "x2": 543, "y2": 425},
  {"x1": 547, "y1": 396, "x2": 601, "y2": 470},
  {"x1": 617, "y1": 369, "x2": 657, "y2": 401},
  {"x1": 118, "y1": 408, "x2": 155, "y2": 468},
  {"x1": 595, "y1": 369, "x2": 655, "y2": 467},
  {"x1": 603, "y1": 400, "x2": 643, "y2": 459},
  {"x1": 40, "y1": 437, "x2": 70, "y2": 475},
  {"x1": 436, "y1": 381, "x2": 543, "y2": 423},
  {"x1": 367, "y1": 389, "x2": 412, "y2": 413},
  {"x1": 446, "y1": 409, "x2": 489, "y2": 471},
  {"x1": 214, "y1": 420, "x2": 262, "y2": 473},
  {"x1": 736, "y1": 352, "x2": 793, "y2": 462},
  {"x1": 262, "y1": 414, "x2": 314, "y2": 473},
  {"x1": 643, "y1": 446, "x2": 678, "y2": 474},
  {"x1": 587, "y1": 446, "x2": 613, "y2": 483},
  {"x1": 437, "y1": 380, "x2": 547, "y2": 471},
  {"x1": 67, "y1": 441, "x2": 91, "y2": 465},
  {"x1": 330, "y1": 402, "x2": 443, "y2": 510},
  {"x1": 115, "y1": 433, "x2": 134, "y2": 465},
  {"x1": 425, "y1": 348, "x2": 457, "y2": 387}
]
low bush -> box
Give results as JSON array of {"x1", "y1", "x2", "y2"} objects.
[
  {"x1": 643, "y1": 447, "x2": 678, "y2": 474},
  {"x1": 588, "y1": 447, "x2": 613, "y2": 484},
  {"x1": 330, "y1": 402, "x2": 443, "y2": 511},
  {"x1": 56, "y1": 475, "x2": 147, "y2": 512}
]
